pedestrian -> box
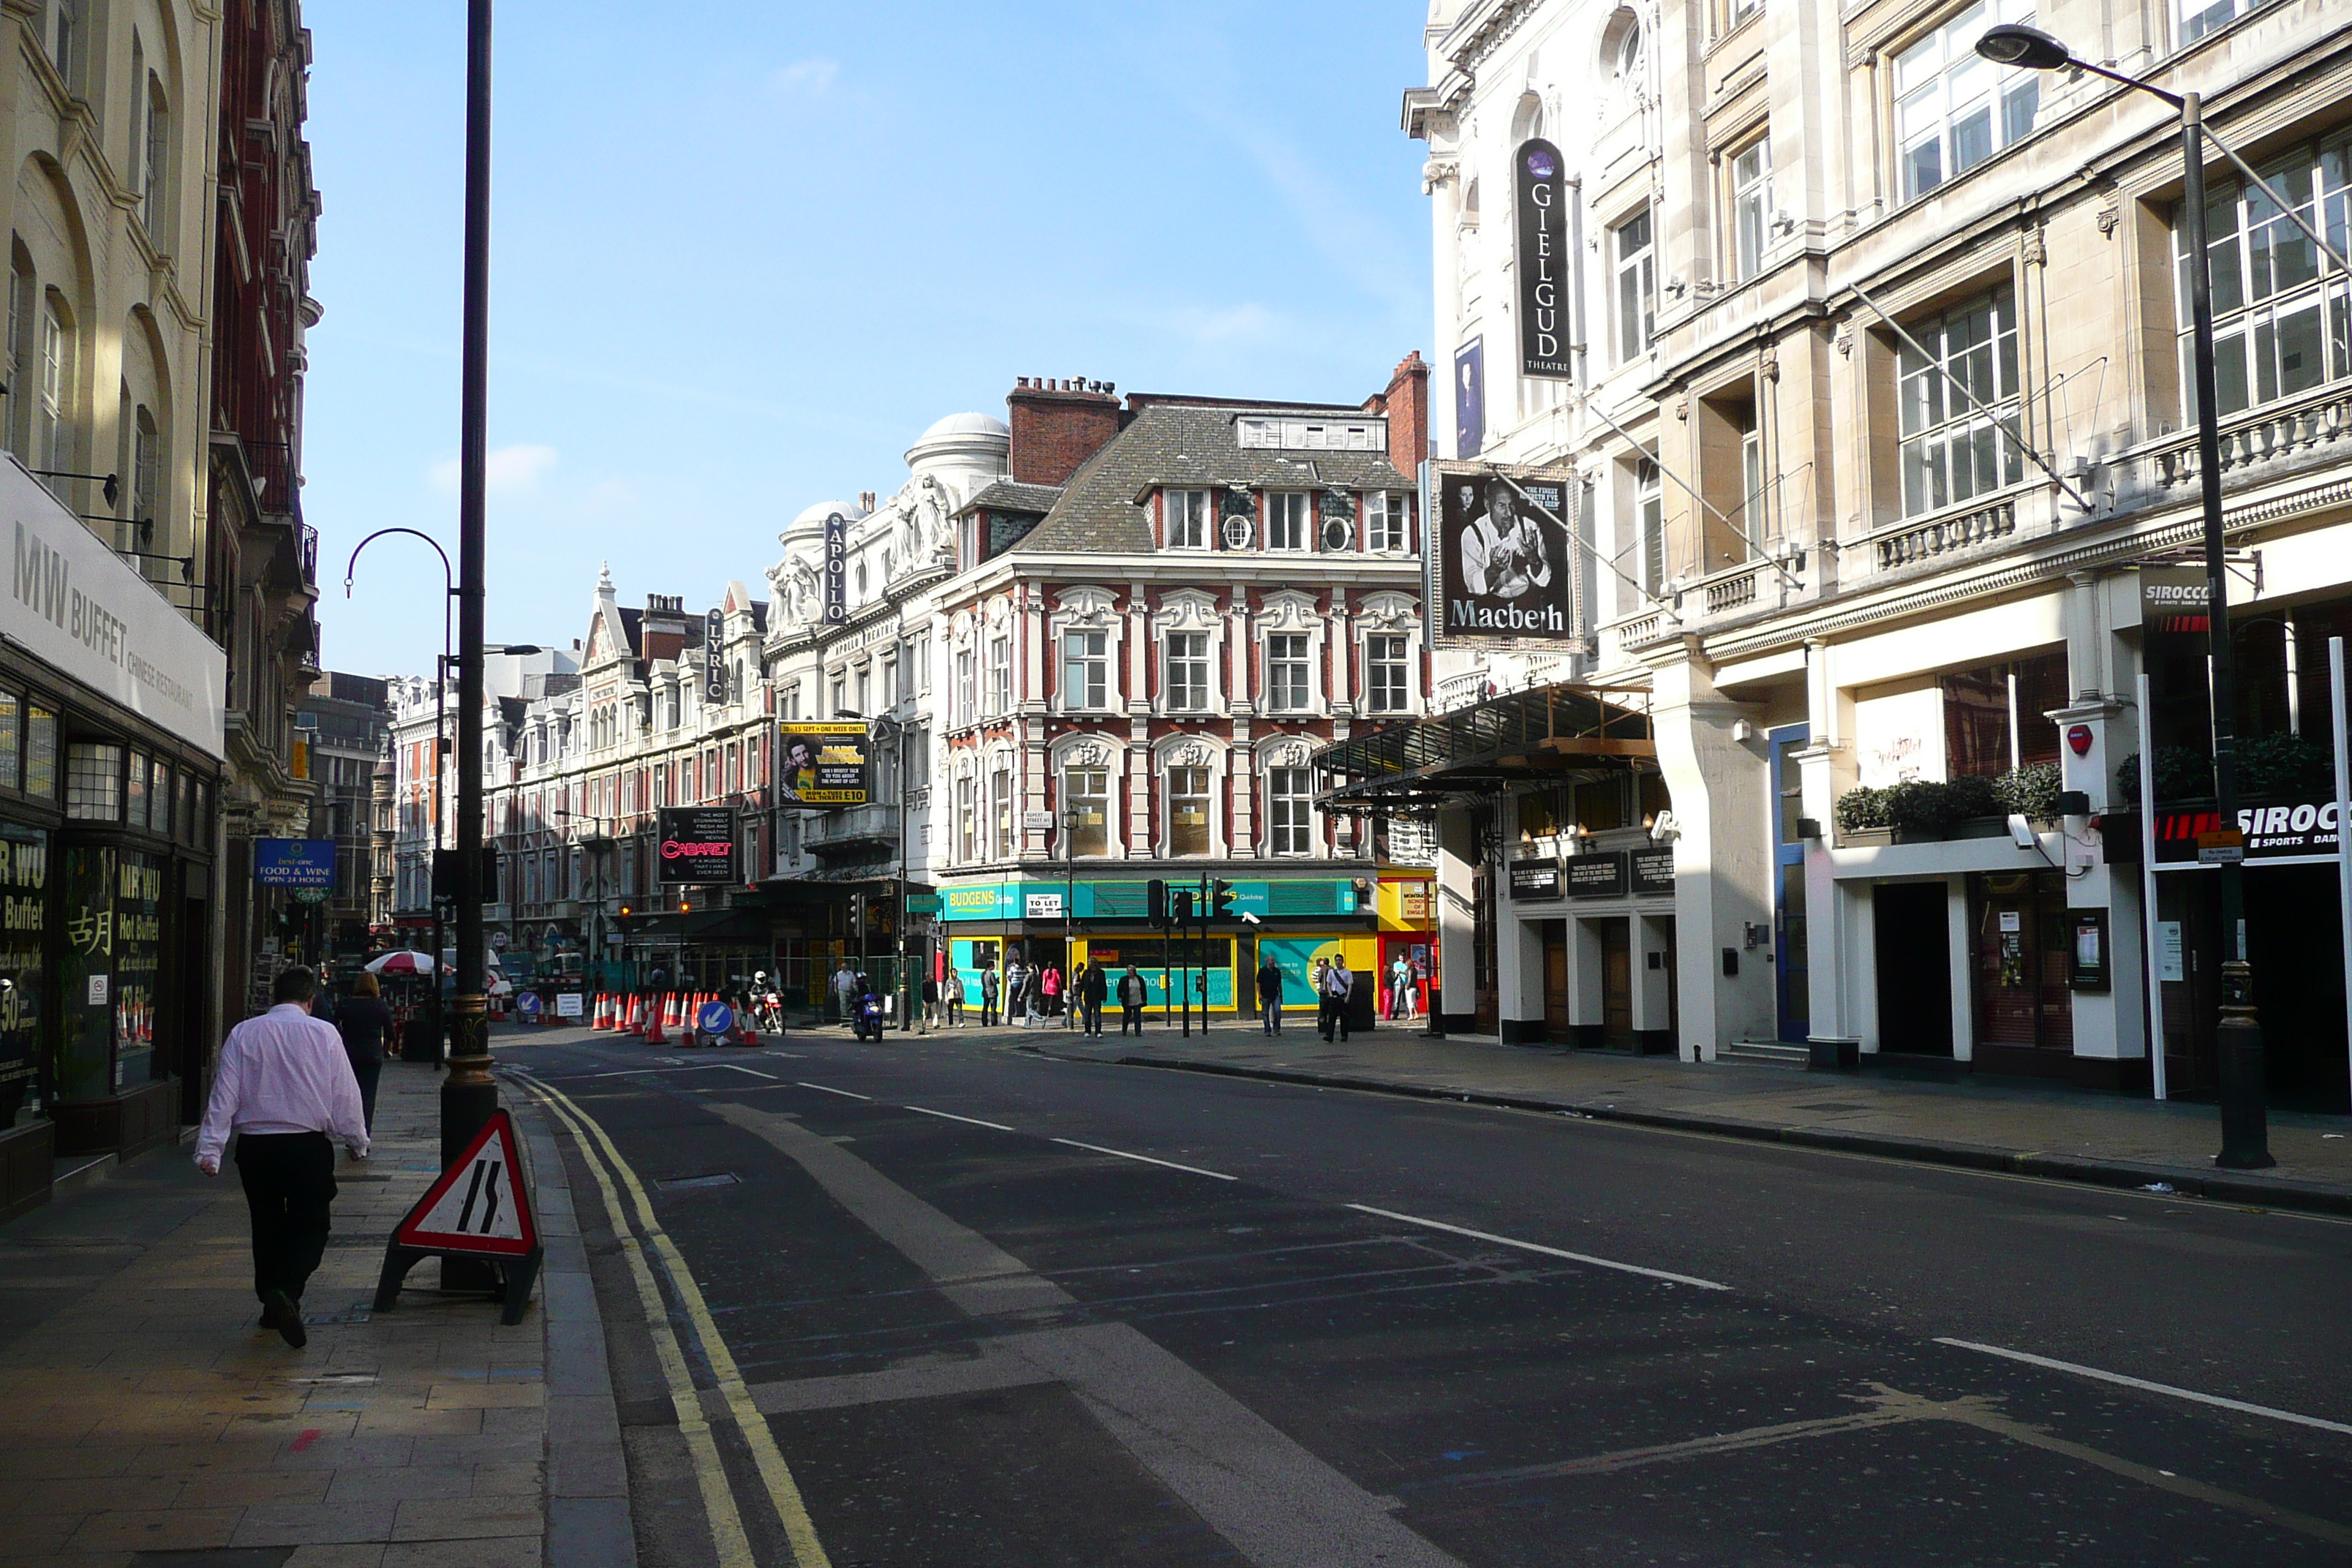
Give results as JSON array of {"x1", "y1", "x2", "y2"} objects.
[
  {"x1": 919, "y1": 973, "x2": 939, "y2": 1033},
  {"x1": 335, "y1": 973, "x2": 394, "y2": 1131},
  {"x1": 1311, "y1": 957, "x2": 1331, "y2": 1039},
  {"x1": 943, "y1": 964, "x2": 965, "y2": 1026},
  {"x1": 1256, "y1": 954, "x2": 1286, "y2": 1036},
  {"x1": 1321, "y1": 954, "x2": 1356, "y2": 1043},
  {"x1": 1041, "y1": 963, "x2": 1062, "y2": 1023},
  {"x1": 979, "y1": 962, "x2": 1000, "y2": 1027},
  {"x1": 1389, "y1": 954, "x2": 1412, "y2": 1021},
  {"x1": 1117, "y1": 965, "x2": 1149, "y2": 1036},
  {"x1": 1079, "y1": 960, "x2": 1107, "y2": 1037},
  {"x1": 195, "y1": 967, "x2": 369, "y2": 1349},
  {"x1": 1005, "y1": 957, "x2": 1030, "y2": 1025},
  {"x1": 831, "y1": 959, "x2": 858, "y2": 1026}
]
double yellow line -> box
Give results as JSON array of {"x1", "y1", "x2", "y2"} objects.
[{"x1": 516, "y1": 1069, "x2": 832, "y2": 1568}]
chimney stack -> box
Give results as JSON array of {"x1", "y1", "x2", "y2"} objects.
[
  {"x1": 858, "y1": 491, "x2": 877, "y2": 513},
  {"x1": 1005, "y1": 377, "x2": 1123, "y2": 488},
  {"x1": 1365, "y1": 351, "x2": 1432, "y2": 477}
]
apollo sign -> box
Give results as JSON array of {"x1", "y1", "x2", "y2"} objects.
[{"x1": 1515, "y1": 138, "x2": 1573, "y2": 380}]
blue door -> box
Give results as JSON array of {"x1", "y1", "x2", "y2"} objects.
[{"x1": 1769, "y1": 725, "x2": 1809, "y2": 1043}]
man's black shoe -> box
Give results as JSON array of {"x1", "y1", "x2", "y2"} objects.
[{"x1": 263, "y1": 1289, "x2": 308, "y2": 1349}]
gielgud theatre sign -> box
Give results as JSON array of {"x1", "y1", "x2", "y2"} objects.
[{"x1": 1426, "y1": 460, "x2": 1583, "y2": 646}]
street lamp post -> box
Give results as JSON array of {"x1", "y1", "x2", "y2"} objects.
[
  {"x1": 836, "y1": 710, "x2": 910, "y2": 1031},
  {"x1": 1060, "y1": 804, "x2": 1078, "y2": 1030},
  {"x1": 1970, "y1": 25, "x2": 2352, "y2": 1167}
]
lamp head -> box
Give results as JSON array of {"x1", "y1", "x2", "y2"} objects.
[{"x1": 1975, "y1": 23, "x2": 2071, "y2": 69}]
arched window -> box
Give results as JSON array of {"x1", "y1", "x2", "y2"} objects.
[
  {"x1": 132, "y1": 406, "x2": 159, "y2": 530},
  {"x1": 38, "y1": 293, "x2": 72, "y2": 491},
  {"x1": 143, "y1": 76, "x2": 170, "y2": 236},
  {"x1": 3, "y1": 249, "x2": 27, "y2": 455}
]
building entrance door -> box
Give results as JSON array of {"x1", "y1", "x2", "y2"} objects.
[
  {"x1": 1541, "y1": 922, "x2": 1570, "y2": 1041},
  {"x1": 1600, "y1": 919, "x2": 1634, "y2": 1048},
  {"x1": 1770, "y1": 725, "x2": 1809, "y2": 1043},
  {"x1": 1969, "y1": 870, "x2": 2073, "y2": 1075},
  {"x1": 1873, "y1": 882, "x2": 1953, "y2": 1056}
]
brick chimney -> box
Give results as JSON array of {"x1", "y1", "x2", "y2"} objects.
[
  {"x1": 1006, "y1": 377, "x2": 1123, "y2": 488},
  {"x1": 1365, "y1": 351, "x2": 1431, "y2": 477}
]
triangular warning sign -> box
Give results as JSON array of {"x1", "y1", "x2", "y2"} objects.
[{"x1": 392, "y1": 1109, "x2": 538, "y2": 1257}]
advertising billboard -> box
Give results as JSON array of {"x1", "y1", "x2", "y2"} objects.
[
  {"x1": 1428, "y1": 461, "x2": 1581, "y2": 645},
  {"x1": 657, "y1": 807, "x2": 736, "y2": 884},
  {"x1": 254, "y1": 839, "x2": 336, "y2": 889},
  {"x1": 777, "y1": 723, "x2": 870, "y2": 807},
  {"x1": 1452, "y1": 339, "x2": 1485, "y2": 459}
]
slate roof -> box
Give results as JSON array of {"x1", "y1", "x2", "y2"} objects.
[
  {"x1": 1003, "y1": 402, "x2": 1412, "y2": 556},
  {"x1": 958, "y1": 480, "x2": 1063, "y2": 519}
]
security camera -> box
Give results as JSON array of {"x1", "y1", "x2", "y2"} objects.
[{"x1": 2007, "y1": 813, "x2": 2037, "y2": 850}]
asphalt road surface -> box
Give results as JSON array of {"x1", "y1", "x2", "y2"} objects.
[{"x1": 500, "y1": 1025, "x2": 2352, "y2": 1567}]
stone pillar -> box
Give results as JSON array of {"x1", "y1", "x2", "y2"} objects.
[
  {"x1": 1496, "y1": 889, "x2": 1545, "y2": 1044},
  {"x1": 1435, "y1": 802, "x2": 1480, "y2": 1031},
  {"x1": 1648, "y1": 645, "x2": 1774, "y2": 1059}
]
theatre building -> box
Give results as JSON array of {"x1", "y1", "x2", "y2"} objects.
[{"x1": 0, "y1": 461, "x2": 226, "y2": 1213}]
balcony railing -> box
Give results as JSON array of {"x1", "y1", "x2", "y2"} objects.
[
  {"x1": 805, "y1": 802, "x2": 902, "y2": 856},
  {"x1": 2139, "y1": 380, "x2": 2352, "y2": 495},
  {"x1": 1866, "y1": 493, "x2": 2019, "y2": 573}
]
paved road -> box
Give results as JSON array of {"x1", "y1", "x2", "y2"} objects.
[{"x1": 499, "y1": 1025, "x2": 2352, "y2": 1567}]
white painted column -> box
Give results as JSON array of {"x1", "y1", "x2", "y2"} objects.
[
  {"x1": 1497, "y1": 900, "x2": 1546, "y2": 1044},
  {"x1": 1435, "y1": 803, "x2": 1480, "y2": 1030},
  {"x1": 1946, "y1": 878, "x2": 1975, "y2": 1061}
]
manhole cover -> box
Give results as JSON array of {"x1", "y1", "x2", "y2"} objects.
[{"x1": 656, "y1": 1172, "x2": 739, "y2": 1191}]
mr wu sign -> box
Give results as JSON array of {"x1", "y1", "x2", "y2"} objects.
[
  {"x1": 822, "y1": 513, "x2": 849, "y2": 625},
  {"x1": 1429, "y1": 461, "x2": 1581, "y2": 645},
  {"x1": 1515, "y1": 139, "x2": 1573, "y2": 380},
  {"x1": 657, "y1": 807, "x2": 736, "y2": 884}
]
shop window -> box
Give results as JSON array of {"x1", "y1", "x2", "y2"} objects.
[
  {"x1": 126, "y1": 750, "x2": 148, "y2": 830},
  {"x1": 0, "y1": 692, "x2": 18, "y2": 789},
  {"x1": 1167, "y1": 766, "x2": 1212, "y2": 855},
  {"x1": 65, "y1": 742, "x2": 121, "y2": 821},
  {"x1": 0, "y1": 824, "x2": 46, "y2": 1121},
  {"x1": 1941, "y1": 648, "x2": 2067, "y2": 776}
]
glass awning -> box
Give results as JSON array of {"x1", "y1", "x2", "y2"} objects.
[{"x1": 1312, "y1": 682, "x2": 1656, "y2": 810}]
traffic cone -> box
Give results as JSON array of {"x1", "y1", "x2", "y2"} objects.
[
  {"x1": 645, "y1": 995, "x2": 666, "y2": 1044},
  {"x1": 625, "y1": 994, "x2": 643, "y2": 1035},
  {"x1": 663, "y1": 992, "x2": 680, "y2": 1031},
  {"x1": 589, "y1": 994, "x2": 606, "y2": 1030}
]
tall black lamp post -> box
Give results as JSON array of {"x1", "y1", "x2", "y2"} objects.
[
  {"x1": 1972, "y1": 25, "x2": 2352, "y2": 1167},
  {"x1": 835, "y1": 710, "x2": 909, "y2": 1030}
]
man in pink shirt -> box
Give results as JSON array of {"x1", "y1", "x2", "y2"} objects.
[{"x1": 196, "y1": 966, "x2": 370, "y2": 1348}]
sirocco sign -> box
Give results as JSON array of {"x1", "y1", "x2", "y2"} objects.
[
  {"x1": 1515, "y1": 139, "x2": 1573, "y2": 380},
  {"x1": 657, "y1": 807, "x2": 736, "y2": 883}
]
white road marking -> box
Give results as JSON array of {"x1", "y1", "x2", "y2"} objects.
[
  {"x1": 721, "y1": 1065, "x2": 778, "y2": 1080},
  {"x1": 1934, "y1": 1338, "x2": 2352, "y2": 1437},
  {"x1": 795, "y1": 1082, "x2": 872, "y2": 1100},
  {"x1": 1050, "y1": 1138, "x2": 1237, "y2": 1181},
  {"x1": 584, "y1": 1063, "x2": 738, "y2": 1079},
  {"x1": 905, "y1": 1105, "x2": 1014, "y2": 1131},
  {"x1": 1346, "y1": 1205, "x2": 1730, "y2": 1290}
]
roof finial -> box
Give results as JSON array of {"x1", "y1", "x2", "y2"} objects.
[{"x1": 595, "y1": 561, "x2": 615, "y2": 598}]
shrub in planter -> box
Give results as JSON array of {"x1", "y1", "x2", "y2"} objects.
[
  {"x1": 1945, "y1": 773, "x2": 2004, "y2": 821},
  {"x1": 2237, "y1": 732, "x2": 2332, "y2": 799},
  {"x1": 1994, "y1": 762, "x2": 2064, "y2": 820},
  {"x1": 1834, "y1": 785, "x2": 1891, "y2": 834},
  {"x1": 1885, "y1": 778, "x2": 1962, "y2": 835},
  {"x1": 2115, "y1": 747, "x2": 2212, "y2": 807}
]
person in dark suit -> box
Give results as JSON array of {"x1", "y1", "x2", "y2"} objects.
[{"x1": 335, "y1": 973, "x2": 394, "y2": 1131}]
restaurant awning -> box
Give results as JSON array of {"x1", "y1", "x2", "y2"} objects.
[{"x1": 1313, "y1": 682, "x2": 1656, "y2": 811}]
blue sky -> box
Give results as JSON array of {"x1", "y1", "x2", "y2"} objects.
[{"x1": 304, "y1": 1, "x2": 1433, "y2": 677}]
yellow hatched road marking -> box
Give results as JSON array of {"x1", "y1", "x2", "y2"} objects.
[
  {"x1": 522, "y1": 1071, "x2": 834, "y2": 1568},
  {"x1": 519, "y1": 1079, "x2": 758, "y2": 1568}
]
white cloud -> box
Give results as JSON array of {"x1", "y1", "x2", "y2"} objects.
[
  {"x1": 769, "y1": 57, "x2": 840, "y2": 97},
  {"x1": 428, "y1": 443, "x2": 559, "y2": 495}
]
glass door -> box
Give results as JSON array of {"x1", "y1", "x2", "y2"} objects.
[{"x1": 1770, "y1": 725, "x2": 1809, "y2": 1043}]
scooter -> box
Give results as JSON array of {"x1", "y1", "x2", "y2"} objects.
[{"x1": 853, "y1": 991, "x2": 886, "y2": 1041}]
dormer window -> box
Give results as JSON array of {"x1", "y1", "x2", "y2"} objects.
[
  {"x1": 1164, "y1": 489, "x2": 1211, "y2": 549},
  {"x1": 1265, "y1": 492, "x2": 1311, "y2": 551}
]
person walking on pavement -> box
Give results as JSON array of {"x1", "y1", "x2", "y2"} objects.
[
  {"x1": 1256, "y1": 955, "x2": 1286, "y2": 1036},
  {"x1": 1005, "y1": 957, "x2": 1030, "y2": 1026},
  {"x1": 1040, "y1": 963, "x2": 1062, "y2": 1023},
  {"x1": 335, "y1": 973, "x2": 394, "y2": 1132},
  {"x1": 979, "y1": 962, "x2": 1000, "y2": 1027},
  {"x1": 1078, "y1": 961, "x2": 1107, "y2": 1036},
  {"x1": 943, "y1": 964, "x2": 965, "y2": 1027},
  {"x1": 195, "y1": 967, "x2": 369, "y2": 1349},
  {"x1": 1117, "y1": 965, "x2": 1149, "y2": 1036},
  {"x1": 831, "y1": 960, "x2": 859, "y2": 1027},
  {"x1": 1311, "y1": 958, "x2": 1333, "y2": 1040},
  {"x1": 919, "y1": 973, "x2": 939, "y2": 1033},
  {"x1": 1321, "y1": 955, "x2": 1357, "y2": 1043},
  {"x1": 1389, "y1": 954, "x2": 1413, "y2": 1022}
]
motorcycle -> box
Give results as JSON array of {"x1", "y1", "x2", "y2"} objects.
[{"x1": 853, "y1": 990, "x2": 886, "y2": 1041}]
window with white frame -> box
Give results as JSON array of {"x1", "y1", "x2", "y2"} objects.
[
  {"x1": 1899, "y1": 285, "x2": 2024, "y2": 516},
  {"x1": 1165, "y1": 489, "x2": 1211, "y2": 549},
  {"x1": 955, "y1": 647, "x2": 976, "y2": 724},
  {"x1": 1165, "y1": 631, "x2": 1211, "y2": 712},
  {"x1": 1061, "y1": 630, "x2": 1107, "y2": 709},
  {"x1": 2179, "y1": 0, "x2": 2271, "y2": 44},
  {"x1": 1268, "y1": 766, "x2": 1313, "y2": 855},
  {"x1": 1895, "y1": 1, "x2": 2041, "y2": 203},
  {"x1": 957, "y1": 775, "x2": 978, "y2": 860},
  {"x1": 829, "y1": 674, "x2": 846, "y2": 717},
  {"x1": 37, "y1": 298, "x2": 67, "y2": 488},
  {"x1": 881, "y1": 652, "x2": 897, "y2": 709},
  {"x1": 990, "y1": 765, "x2": 1014, "y2": 858},
  {"x1": 142, "y1": 78, "x2": 168, "y2": 236},
  {"x1": 1166, "y1": 766, "x2": 1212, "y2": 855},
  {"x1": 1365, "y1": 492, "x2": 1407, "y2": 553},
  {"x1": 1730, "y1": 138, "x2": 1771, "y2": 282},
  {"x1": 987, "y1": 634, "x2": 1011, "y2": 715},
  {"x1": 1065, "y1": 767, "x2": 1110, "y2": 856},
  {"x1": 1614, "y1": 207, "x2": 1656, "y2": 360},
  {"x1": 1366, "y1": 635, "x2": 1411, "y2": 713},
  {"x1": 1636, "y1": 458, "x2": 1666, "y2": 592},
  {"x1": 1729, "y1": 0, "x2": 1763, "y2": 26},
  {"x1": 2178, "y1": 136, "x2": 2352, "y2": 422},
  {"x1": 1266, "y1": 633, "x2": 1311, "y2": 712},
  {"x1": 1264, "y1": 492, "x2": 1310, "y2": 551},
  {"x1": 854, "y1": 665, "x2": 871, "y2": 716}
]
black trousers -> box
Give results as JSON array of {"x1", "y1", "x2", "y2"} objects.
[
  {"x1": 981, "y1": 998, "x2": 998, "y2": 1026},
  {"x1": 349, "y1": 1056, "x2": 382, "y2": 1132},
  {"x1": 1120, "y1": 1003, "x2": 1145, "y2": 1036},
  {"x1": 234, "y1": 1131, "x2": 338, "y2": 1305}
]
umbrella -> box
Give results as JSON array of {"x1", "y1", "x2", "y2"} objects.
[{"x1": 365, "y1": 951, "x2": 437, "y2": 976}]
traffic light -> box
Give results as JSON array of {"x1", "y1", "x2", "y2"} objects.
[
  {"x1": 851, "y1": 892, "x2": 867, "y2": 938},
  {"x1": 1172, "y1": 889, "x2": 1194, "y2": 923},
  {"x1": 1211, "y1": 878, "x2": 1235, "y2": 919},
  {"x1": 1147, "y1": 878, "x2": 1168, "y2": 927}
]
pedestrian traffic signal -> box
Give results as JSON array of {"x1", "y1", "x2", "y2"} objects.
[
  {"x1": 1147, "y1": 878, "x2": 1168, "y2": 926},
  {"x1": 1172, "y1": 889, "x2": 1194, "y2": 923},
  {"x1": 1211, "y1": 878, "x2": 1235, "y2": 919}
]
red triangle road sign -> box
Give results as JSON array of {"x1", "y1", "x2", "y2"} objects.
[{"x1": 391, "y1": 1109, "x2": 538, "y2": 1257}]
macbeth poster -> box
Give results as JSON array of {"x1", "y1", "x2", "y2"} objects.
[{"x1": 1430, "y1": 462, "x2": 1580, "y2": 644}]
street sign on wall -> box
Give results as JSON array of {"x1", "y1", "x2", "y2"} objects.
[
  {"x1": 254, "y1": 839, "x2": 336, "y2": 888},
  {"x1": 657, "y1": 807, "x2": 736, "y2": 883}
]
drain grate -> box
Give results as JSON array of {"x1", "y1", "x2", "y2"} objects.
[{"x1": 656, "y1": 1172, "x2": 739, "y2": 1191}]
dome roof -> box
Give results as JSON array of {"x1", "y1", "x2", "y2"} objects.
[
  {"x1": 918, "y1": 411, "x2": 1009, "y2": 442},
  {"x1": 789, "y1": 499, "x2": 859, "y2": 530}
]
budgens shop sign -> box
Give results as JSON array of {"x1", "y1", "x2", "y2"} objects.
[{"x1": 3, "y1": 461, "x2": 225, "y2": 755}]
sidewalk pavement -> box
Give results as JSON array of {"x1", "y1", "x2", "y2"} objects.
[
  {"x1": 0, "y1": 1058, "x2": 627, "y2": 1568},
  {"x1": 910, "y1": 1015, "x2": 2352, "y2": 1215}
]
